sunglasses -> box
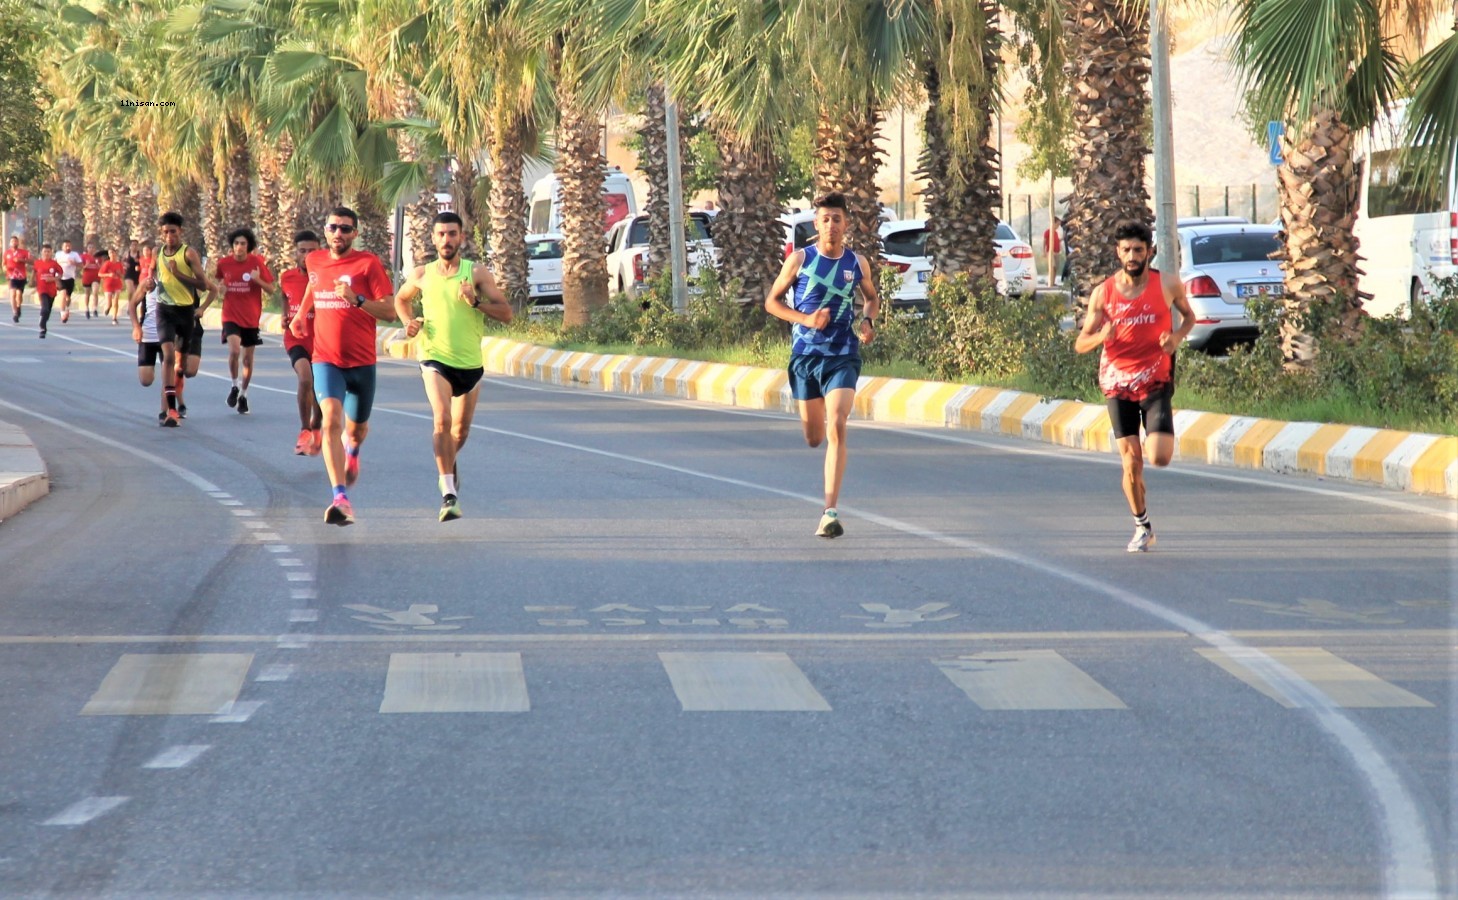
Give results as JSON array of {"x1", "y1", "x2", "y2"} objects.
[{"x1": 325, "y1": 223, "x2": 357, "y2": 234}]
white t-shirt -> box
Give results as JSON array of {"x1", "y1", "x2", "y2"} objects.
[
  {"x1": 55, "y1": 250, "x2": 83, "y2": 279},
  {"x1": 139, "y1": 286, "x2": 160, "y2": 344}
]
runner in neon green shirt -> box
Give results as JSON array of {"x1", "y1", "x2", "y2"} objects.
[{"x1": 394, "y1": 212, "x2": 511, "y2": 522}]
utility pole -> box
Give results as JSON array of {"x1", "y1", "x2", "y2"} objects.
[
  {"x1": 665, "y1": 81, "x2": 689, "y2": 313},
  {"x1": 1149, "y1": 0, "x2": 1179, "y2": 277}
]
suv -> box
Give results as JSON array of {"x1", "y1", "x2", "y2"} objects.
[
  {"x1": 525, "y1": 232, "x2": 563, "y2": 307},
  {"x1": 604, "y1": 212, "x2": 718, "y2": 295},
  {"x1": 1176, "y1": 222, "x2": 1283, "y2": 352}
]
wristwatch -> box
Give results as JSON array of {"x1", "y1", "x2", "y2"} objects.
[
  {"x1": 352, "y1": 294, "x2": 365, "y2": 308},
  {"x1": 470, "y1": 297, "x2": 481, "y2": 308},
  {"x1": 863, "y1": 317, "x2": 875, "y2": 328}
]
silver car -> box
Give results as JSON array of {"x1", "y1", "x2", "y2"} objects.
[{"x1": 1176, "y1": 223, "x2": 1284, "y2": 351}]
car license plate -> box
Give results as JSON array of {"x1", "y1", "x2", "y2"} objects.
[
  {"x1": 533, "y1": 282, "x2": 561, "y2": 294},
  {"x1": 916, "y1": 270, "x2": 928, "y2": 283},
  {"x1": 1236, "y1": 282, "x2": 1283, "y2": 299}
]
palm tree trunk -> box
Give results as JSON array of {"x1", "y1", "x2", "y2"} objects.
[
  {"x1": 352, "y1": 188, "x2": 392, "y2": 265},
  {"x1": 640, "y1": 82, "x2": 680, "y2": 281},
  {"x1": 109, "y1": 176, "x2": 130, "y2": 255},
  {"x1": 256, "y1": 142, "x2": 286, "y2": 272},
  {"x1": 813, "y1": 103, "x2": 885, "y2": 266},
  {"x1": 1063, "y1": 0, "x2": 1152, "y2": 319},
  {"x1": 199, "y1": 167, "x2": 226, "y2": 262},
  {"x1": 1274, "y1": 109, "x2": 1363, "y2": 368},
  {"x1": 223, "y1": 138, "x2": 253, "y2": 232},
  {"x1": 129, "y1": 182, "x2": 157, "y2": 244},
  {"x1": 295, "y1": 192, "x2": 335, "y2": 235},
  {"x1": 394, "y1": 82, "x2": 440, "y2": 267},
  {"x1": 83, "y1": 165, "x2": 104, "y2": 247},
  {"x1": 489, "y1": 112, "x2": 530, "y2": 312},
  {"x1": 57, "y1": 155, "x2": 86, "y2": 246},
  {"x1": 557, "y1": 83, "x2": 610, "y2": 328},
  {"x1": 161, "y1": 179, "x2": 206, "y2": 253},
  {"x1": 714, "y1": 128, "x2": 782, "y2": 307},
  {"x1": 452, "y1": 157, "x2": 486, "y2": 259}
]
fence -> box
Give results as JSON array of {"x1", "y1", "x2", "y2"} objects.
[{"x1": 1001, "y1": 183, "x2": 1283, "y2": 247}]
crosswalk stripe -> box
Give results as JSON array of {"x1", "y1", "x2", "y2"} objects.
[
  {"x1": 378, "y1": 652, "x2": 530, "y2": 713},
  {"x1": 1196, "y1": 647, "x2": 1435, "y2": 708},
  {"x1": 934, "y1": 650, "x2": 1127, "y2": 710},
  {"x1": 81, "y1": 653, "x2": 253, "y2": 716},
  {"x1": 659, "y1": 651, "x2": 831, "y2": 711}
]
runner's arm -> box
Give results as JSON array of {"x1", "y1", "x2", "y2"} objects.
[
  {"x1": 290, "y1": 282, "x2": 315, "y2": 338},
  {"x1": 764, "y1": 251, "x2": 818, "y2": 327},
  {"x1": 1074, "y1": 284, "x2": 1111, "y2": 354},
  {"x1": 170, "y1": 248, "x2": 209, "y2": 292},
  {"x1": 856, "y1": 255, "x2": 882, "y2": 342},
  {"x1": 471, "y1": 264, "x2": 512, "y2": 324},
  {"x1": 393, "y1": 265, "x2": 425, "y2": 324}
]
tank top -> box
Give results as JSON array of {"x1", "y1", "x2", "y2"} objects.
[
  {"x1": 1097, "y1": 273, "x2": 1173, "y2": 401},
  {"x1": 419, "y1": 259, "x2": 483, "y2": 370},
  {"x1": 789, "y1": 245, "x2": 862, "y2": 357},
  {"x1": 157, "y1": 244, "x2": 197, "y2": 307}
]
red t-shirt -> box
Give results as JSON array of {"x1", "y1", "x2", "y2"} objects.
[
  {"x1": 304, "y1": 249, "x2": 392, "y2": 368},
  {"x1": 280, "y1": 267, "x2": 313, "y2": 354},
  {"x1": 99, "y1": 260, "x2": 126, "y2": 293},
  {"x1": 34, "y1": 259, "x2": 62, "y2": 295},
  {"x1": 81, "y1": 253, "x2": 101, "y2": 285},
  {"x1": 139, "y1": 256, "x2": 156, "y2": 283},
  {"x1": 216, "y1": 254, "x2": 272, "y2": 328},
  {"x1": 4, "y1": 248, "x2": 30, "y2": 280}
]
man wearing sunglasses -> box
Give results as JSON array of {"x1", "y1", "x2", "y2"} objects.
[{"x1": 289, "y1": 207, "x2": 397, "y2": 526}]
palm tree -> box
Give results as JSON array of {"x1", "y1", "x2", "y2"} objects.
[{"x1": 1399, "y1": 17, "x2": 1458, "y2": 215}]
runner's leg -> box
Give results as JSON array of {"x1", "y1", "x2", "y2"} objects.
[{"x1": 821, "y1": 386, "x2": 855, "y2": 510}]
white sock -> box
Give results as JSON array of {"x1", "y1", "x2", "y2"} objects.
[
  {"x1": 232, "y1": 377, "x2": 240, "y2": 389},
  {"x1": 824, "y1": 507, "x2": 837, "y2": 517},
  {"x1": 441, "y1": 474, "x2": 457, "y2": 496}
]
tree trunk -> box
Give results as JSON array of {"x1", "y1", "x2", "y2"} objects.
[
  {"x1": 223, "y1": 138, "x2": 253, "y2": 232},
  {"x1": 1274, "y1": 109, "x2": 1364, "y2": 369},
  {"x1": 109, "y1": 176, "x2": 130, "y2": 255},
  {"x1": 295, "y1": 192, "x2": 335, "y2": 235},
  {"x1": 453, "y1": 156, "x2": 486, "y2": 259},
  {"x1": 83, "y1": 164, "x2": 104, "y2": 247},
  {"x1": 256, "y1": 140, "x2": 287, "y2": 272},
  {"x1": 199, "y1": 168, "x2": 226, "y2": 262},
  {"x1": 394, "y1": 82, "x2": 440, "y2": 267},
  {"x1": 813, "y1": 103, "x2": 884, "y2": 266},
  {"x1": 557, "y1": 82, "x2": 609, "y2": 328},
  {"x1": 56, "y1": 155, "x2": 86, "y2": 246},
  {"x1": 640, "y1": 82, "x2": 681, "y2": 281},
  {"x1": 714, "y1": 128, "x2": 782, "y2": 306},
  {"x1": 128, "y1": 181, "x2": 157, "y2": 244},
  {"x1": 489, "y1": 112, "x2": 530, "y2": 312},
  {"x1": 1064, "y1": 0, "x2": 1152, "y2": 320},
  {"x1": 161, "y1": 179, "x2": 206, "y2": 253}
]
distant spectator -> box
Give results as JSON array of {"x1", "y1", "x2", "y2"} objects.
[{"x1": 1043, "y1": 215, "x2": 1066, "y2": 284}]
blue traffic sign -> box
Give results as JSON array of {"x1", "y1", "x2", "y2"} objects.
[{"x1": 1268, "y1": 121, "x2": 1285, "y2": 166}]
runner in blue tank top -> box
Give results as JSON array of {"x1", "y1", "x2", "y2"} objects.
[{"x1": 764, "y1": 192, "x2": 882, "y2": 538}]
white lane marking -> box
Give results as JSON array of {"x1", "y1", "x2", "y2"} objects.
[
  {"x1": 276, "y1": 634, "x2": 312, "y2": 649},
  {"x1": 143, "y1": 745, "x2": 212, "y2": 769},
  {"x1": 210, "y1": 700, "x2": 264, "y2": 723},
  {"x1": 379, "y1": 652, "x2": 531, "y2": 713},
  {"x1": 276, "y1": 558, "x2": 303, "y2": 567},
  {"x1": 290, "y1": 588, "x2": 318, "y2": 601},
  {"x1": 43, "y1": 796, "x2": 128, "y2": 826},
  {"x1": 242, "y1": 520, "x2": 267, "y2": 530},
  {"x1": 255, "y1": 532, "x2": 283, "y2": 542},
  {"x1": 1196, "y1": 648, "x2": 1436, "y2": 709},
  {"x1": 284, "y1": 572, "x2": 312, "y2": 582},
  {"x1": 288, "y1": 609, "x2": 319, "y2": 623},
  {"x1": 267, "y1": 545, "x2": 292, "y2": 554},
  {"x1": 81, "y1": 653, "x2": 254, "y2": 716},
  {"x1": 255, "y1": 664, "x2": 296, "y2": 682},
  {"x1": 659, "y1": 651, "x2": 831, "y2": 712},
  {"x1": 230, "y1": 509, "x2": 256, "y2": 517},
  {"x1": 935, "y1": 650, "x2": 1128, "y2": 710},
  {"x1": 220, "y1": 499, "x2": 244, "y2": 507}
]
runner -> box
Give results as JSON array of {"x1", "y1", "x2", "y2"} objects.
[
  {"x1": 127, "y1": 263, "x2": 168, "y2": 423},
  {"x1": 138, "y1": 240, "x2": 156, "y2": 284},
  {"x1": 153, "y1": 212, "x2": 210, "y2": 427},
  {"x1": 79, "y1": 243, "x2": 101, "y2": 319},
  {"x1": 122, "y1": 239, "x2": 141, "y2": 301},
  {"x1": 98, "y1": 250, "x2": 126, "y2": 324},
  {"x1": 213, "y1": 227, "x2": 275, "y2": 414},
  {"x1": 32, "y1": 244, "x2": 61, "y2": 339},
  {"x1": 1074, "y1": 219, "x2": 1195, "y2": 552},
  {"x1": 393, "y1": 211, "x2": 512, "y2": 522},
  {"x1": 762, "y1": 191, "x2": 881, "y2": 538},
  {"x1": 289, "y1": 206, "x2": 396, "y2": 525},
  {"x1": 5, "y1": 236, "x2": 30, "y2": 323},
  {"x1": 54, "y1": 239, "x2": 82, "y2": 324},
  {"x1": 280, "y1": 229, "x2": 323, "y2": 455}
]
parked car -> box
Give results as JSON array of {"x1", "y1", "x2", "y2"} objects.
[
  {"x1": 1176, "y1": 222, "x2": 1284, "y2": 351},
  {"x1": 993, "y1": 222, "x2": 1035, "y2": 296},
  {"x1": 604, "y1": 212, "x2": 718, "y2": 295},
  {"x1": 876, "y1": 219, "x2": 1031, "y2": 307},
  {"x1": 526, "y1": 232, "x2": 563, "y2": 308}
]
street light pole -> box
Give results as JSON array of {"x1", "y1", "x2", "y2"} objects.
[
  {"x1": 1149, "y1": 0, "x2": 1179, "y2": 275},
  {"x1": 665, "y1": 81, "x2": 689, "y2": 313}
]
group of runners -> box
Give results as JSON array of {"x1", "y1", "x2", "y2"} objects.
[
  {"x1": 6, "y1": 236, "x2": 138, "y2": 335},
  {"x1": 7, "y1": 193, "x2": 1186, "y2": 551}
]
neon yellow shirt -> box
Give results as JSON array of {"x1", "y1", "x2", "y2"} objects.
[
  {"x1": 157, "y1": 244, "x2": 197, "y2": 307},
  {"x1": 419, "y1": 259, "x2": 483, "y2": 369}
]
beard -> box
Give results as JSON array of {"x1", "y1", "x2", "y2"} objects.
[
  {"x1": 437, "y1": 244, "x2": 458, "y2": 260},
  {"x1": 1124, "y1": 260, "x2": 1148, "y2": 278}
]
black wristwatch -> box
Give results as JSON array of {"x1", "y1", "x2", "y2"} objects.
[
  {"x1": 352, "y1": 294, "x2": 365, "y2": 308},
  {"x1": 863, "y1": 317, "x2": 875, "y2": 328},
  {"x1": 470, "y1": 297, "x2": 482, "y2": 308}
]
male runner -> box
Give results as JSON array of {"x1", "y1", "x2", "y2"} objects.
[
  {"x1": 128, "y1": 266, "x2": 168, "y2": 423},
  {"x1": 763, "y1": 191, "x2": 881, "y2": 538},
  {"x1": 153, "y1": 212, "x2": 210, "y2": 426},
  {"x1": 213, "y1": 227, "x2": 276, "y2": 414},
  {"x1": 122, "y1": 239, "x2": 141, "y2": 300},
  {"x1": 289, "y1": 207, "x2": 396, "y2": 525},
  {"x1": 393, "y1": 212, "x2": 511, "y2": 522},
  {"x1": 54, "y1": 239, "x2": 82, "y2": 323},
  {"x1": 280, "y1": 229, "x2": 323, "y2": 455},
  {"x1": 80, "y1": 243, "x2": 101, "y2": 319},
  {"x1": 33, "y1": 244, "x2": 61, "y2": 339},
  {"x1": 1074, "y1": 220, "x2": 1195, "y2": 552},
  {"x1": 5, "y1": 236, "x2": 30, "y2": 323},
  {"x1": 98, "y1": 250, "x2": 126, "y2": 323}
]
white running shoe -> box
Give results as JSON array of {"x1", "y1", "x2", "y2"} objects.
[
  {"x1": 816, "y1": 509, "x2": 844, "y2": 538},
  {"x1": 1127, "y1": 526, "x2": 1155, "y2": 553}
]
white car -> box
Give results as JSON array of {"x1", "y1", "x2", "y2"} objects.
[
  {"x1": 993, "y1": 222, "x2": 1035, "y2": 296},
  {"x1": 605, "y1": 212, "x2": 717, "y2": 295},
  {"x1": 877, "y1": 219, "x2": 1031, "y2": 306},
  {"x1": 525, "y1": 232, "x2": 563, "y2": 307}
]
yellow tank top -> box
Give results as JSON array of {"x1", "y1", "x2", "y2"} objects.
[{"x1": 157, "y1": 244, "x2": 196, "y2": 306}]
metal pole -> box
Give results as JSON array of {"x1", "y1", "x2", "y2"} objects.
[
  {"x1": 1251, "y1": 184, "x2": 1258, "y2": 221},
  {"x1": 1048, "y1": 172, "x2": 1057, "y2": 286},
  {"x1": 1149, "y1": 0, "x2": 1179, "y2": 276},
  {"x1": 899, "y1": 107, "x2": 907, "y2": 219},
  {"x1": 665, "y1": 82, "x2": 689, "y2": 313}
]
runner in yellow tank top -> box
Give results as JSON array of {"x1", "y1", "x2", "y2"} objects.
[
  {"x1": 150, "y1": 211, "x2": 211, "y2": 426},
  {"x1": 393, "y1": 212, "x2": 511, "y2": 522}
]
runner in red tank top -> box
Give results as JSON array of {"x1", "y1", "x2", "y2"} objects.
[
  {"x1": 6, "y1": 236, "x2": 30, "y2": 324},
  {"x1": 281, "y1": 229, "x2": 323, "y2": 456},
  {"x1": 1075, "y1": 220, "x2": 1195, "y2": 552}
]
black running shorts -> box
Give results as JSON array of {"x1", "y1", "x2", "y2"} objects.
[
  {"x1": 1108, "y1": 385, "x2": 1175, "y2": 440},
  {"x1": 421, "y1": 359, "x2": 485, "y2": 398},
  {"x1": 222, "y1": 321, "x2": 262, "y2": 347},
  {"x1": 156, "y1": 304, "x2": 196, "y2": 347},
  {"x1": 137, "y1": 341, "x2": 162, "y2": 367}
]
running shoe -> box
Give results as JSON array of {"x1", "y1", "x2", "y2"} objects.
[
  {"x1": 162, "y1": 408, "x2": 181, "y2": 427},
  {"x1": 226, "y1": 385, "x2": 239, "y2": 408},
  {"x1": 10, "y1": 312, "x2": 17, "y2": 323},
  {"x1": 439, "y1": 493, "x2": 462, "y2": 523},
  {"x1": 60, "y1": 310, "x2": 69, "y2": 323},
  {"x1": 1126, "y1": 526, "x2": 1155, "y2": 553},
  {"x1": 308, "y1": 429, "x2": 322, "y2": 456},
  {"x1": 237, "y1": 394, "x2": 250, "y2": 415},
  {"x1": 177, "y1": 402, "x2": 188, "y2": 419},
  {"x1": 84, "y1": 309, "x2": 90, "y2": 320},
  {"x1": 324, "y1": 497, "x2": 354, "y2": 526},
  {"x1": 816, "y1": 509, "x2": 844, "y2": 538},
  {"x1": 158, "y1": 411, "x2": 167, "y2": 425},
  {"x1": 38, "y1": 329, "x2": 45, "y2": 339},
  {"x1": 345, "y1": 452, "x2": 360, "y2": 486},
  {"x1": 293, "y1": 429, "x2": 312, "y2": 456}
]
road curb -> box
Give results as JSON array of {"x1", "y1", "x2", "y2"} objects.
[{"x1": 0, "y1": 419, "x2": 50, "y2": 523}]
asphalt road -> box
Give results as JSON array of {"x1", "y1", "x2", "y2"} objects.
[{"x1": 0, "y1": 315, "x2": 1454, "y2": 899}]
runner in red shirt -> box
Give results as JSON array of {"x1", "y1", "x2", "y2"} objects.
[
  {"x1": 5, "y1": 236, "x2": 30, "y2": 324},
  {"x1": 289, "y1": 206, "x2": 396, "y2": 525},
  {"x1": 138, "y1": 241, "x2": 156, "y2": 284},
  {"x1": 97, "y1": 251, "x2": 126, "y2": 323},
  {"x1": 32, "y1": 244, "x2": 62, "y2": 339},
  {"x1": 211, "y1": 227, "x2": 276, "y2": 415},
  {"x1": 80, "y1": 245, "x2": 102, "y2": 319},
  {"x1": 1075, "y1": 220, "x2": 1195, "y2": 552},
  {"x1": 281, "y1": 229, "x2": 323, "y2": 455}
]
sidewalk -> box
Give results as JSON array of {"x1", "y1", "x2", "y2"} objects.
[{"x1": 0, "y1": 418, "x2": 49, "y2": 523}]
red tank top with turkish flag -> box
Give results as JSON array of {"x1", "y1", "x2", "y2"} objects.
[{"x1": 1097, "y1": 273, "x2": 1173, "y2": 401}]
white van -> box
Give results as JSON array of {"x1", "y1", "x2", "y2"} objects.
[
  {"x1": 528, "y1": 167, "x2": 638, "y2": 235},
  {"x1": 1354, "y1": 105, "x2": 1457, "y2": 318}
]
